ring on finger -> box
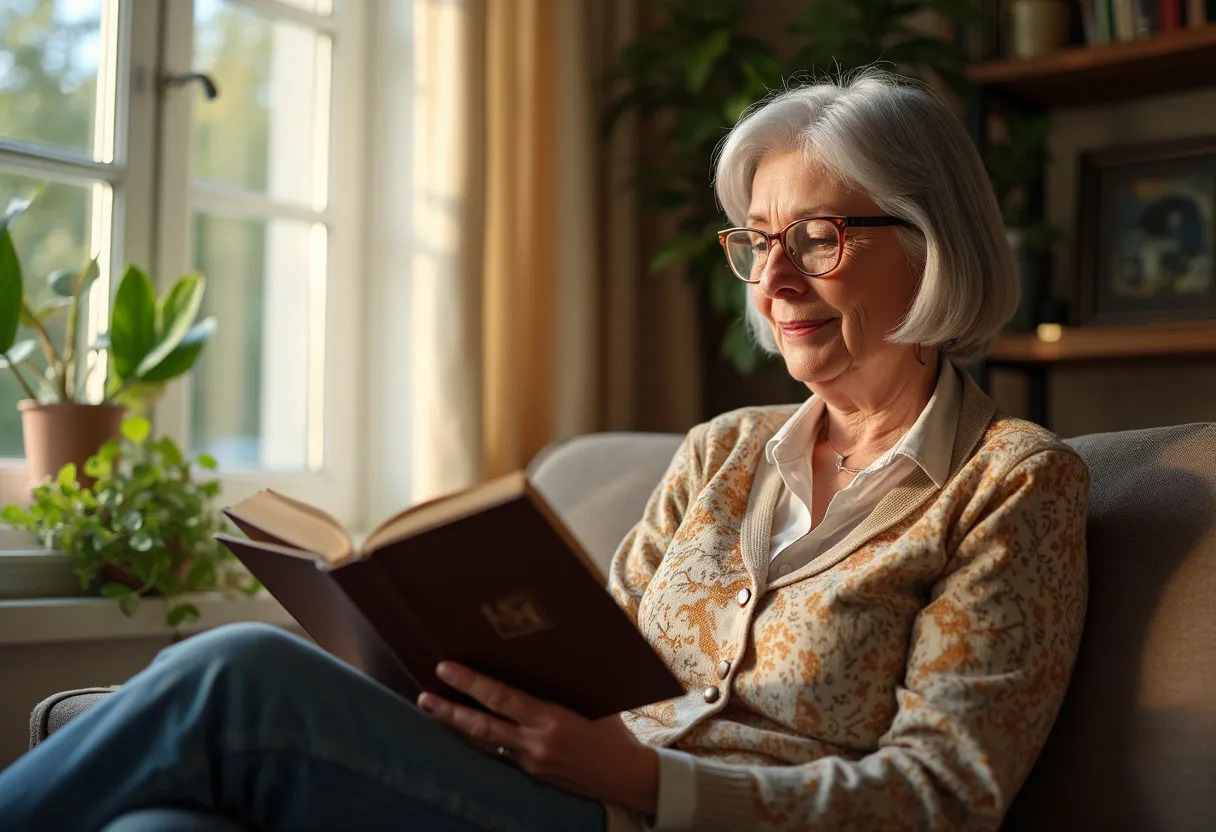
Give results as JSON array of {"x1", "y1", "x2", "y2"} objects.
[{"x1": 496, "y1": 745, "x2": 510, "y2": 757}]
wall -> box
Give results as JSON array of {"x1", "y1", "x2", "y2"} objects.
[
  {"x1": 0, "y1": 637, "x2": 169, "y2": 768},
  {"x1": 0, "y1": 598, "x2": 298, "y2": 771},
  {"x1": 987, "y1": 87, "x2": 1216, "y2": 436}
]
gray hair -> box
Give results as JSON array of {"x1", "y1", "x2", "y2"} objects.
[{"x1": 713, "y1": 68, "x2": 1016, "y2": 361}]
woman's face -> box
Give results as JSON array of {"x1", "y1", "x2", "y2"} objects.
[{"x1": 747, "y1": 149, "x2": 919, "y2": 388}]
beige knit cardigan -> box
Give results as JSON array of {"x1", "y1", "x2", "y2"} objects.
[{"x1": 603, "y1": 373, "x2": 1090, "y2": 831}]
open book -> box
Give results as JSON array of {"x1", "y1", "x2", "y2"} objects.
[{"x1": 215, "y1": 471, "x2": 683, "y2": 719}]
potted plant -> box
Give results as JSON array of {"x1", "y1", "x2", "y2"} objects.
[
  {"x1": 1, "y1": 415, "x2": 258, "y2": 628},
  {"x1": 603, "y1": 0, "x2": 984, "y2": 412},
  {"x1": 0, "y1": 197, "x2": 217, "y2": 482},
  {"x1": 983, "y1": 112, "x2": 1061, "y2": 331}
]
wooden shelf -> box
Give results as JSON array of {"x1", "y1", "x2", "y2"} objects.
[
  {"x1": 987, "y1": 322, "x2": 1216, "y2": 365},
  {"x1": 967, "y1": 25, "x2": 1216, "y2": 107}
]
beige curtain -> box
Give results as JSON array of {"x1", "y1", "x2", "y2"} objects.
[
  {"x1": 481, "y1": 0, "x2": 559, "y2": 478},
  {"x1": 406, "y1": 0, "x2": 612, "y2": 498}
]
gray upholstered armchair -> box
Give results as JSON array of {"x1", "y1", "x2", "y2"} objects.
[{"x1": 28, "y1": 425, "x2": 1216, "y2": 830}]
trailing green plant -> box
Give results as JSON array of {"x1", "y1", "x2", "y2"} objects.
[
  {"x1": 0, "y1": 196, "x2": 216, "y2": 410},
  {"x1": 603, "y1": 0, "x2": 984, "y2": 372},
  {"x1": 1, "y1": 415, "x2": 258, "y2": 628}
]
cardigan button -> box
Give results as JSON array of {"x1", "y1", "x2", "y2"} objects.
[
  {"x1": 736, "y1": 588, "x2": 751, "y2": 607},
  {"x1": 702, "y1": 686, "x2": 720, "y2": 703},
  {"x1": 716, "y1": 660, "x2": 731, "y2": 679}
]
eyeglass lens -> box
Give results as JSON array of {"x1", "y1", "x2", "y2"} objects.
[{"x1": 724, "y1": 219, "x2": 840, "y2": 280}]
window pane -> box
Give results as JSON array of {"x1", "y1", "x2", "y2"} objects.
[
  {"x1": 0, "y1": 171, "x2": 110, "y2": 454},
  {"x1": 193, "y1": 0, "x2": 331, "y2": 208},
  {"x1": 0, "y1": 0, "x2": 105, "y2": 158},
  {"x1": 275, "y1": 0, "x2": 333, "y2": 14},
  {"x1": 191, "y1": 212, "x2": 324, "y2": 472}
]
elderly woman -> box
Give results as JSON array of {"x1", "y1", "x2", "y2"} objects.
[{"x1": 0, "y1": 71, "x2": 1087, "y2": 832}]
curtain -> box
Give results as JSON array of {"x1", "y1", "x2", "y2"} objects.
[{"x1": 394, "y1": 0, "x2": 615, "y2": 500}]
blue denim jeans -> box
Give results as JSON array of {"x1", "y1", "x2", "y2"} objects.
[{"x1": 0, "y1": 623, "x2": 607, "y2": 831}]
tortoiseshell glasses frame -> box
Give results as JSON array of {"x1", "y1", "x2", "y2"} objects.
[{"x1": 717, "y1": 216, "x2": 912, "y2": 283}]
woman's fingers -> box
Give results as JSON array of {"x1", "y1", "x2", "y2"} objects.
[
  {"x1": 435, "y1": 661, "x2": 555, "y2": 727},
  {"x1": 416, "y1": 691, "x2": 523, "y2": 751}
]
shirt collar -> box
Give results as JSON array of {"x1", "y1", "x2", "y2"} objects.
[
  {"x1": 890, "y1": 359, "x2": 960, "y2": 487},
  {"x1": 764, "y1": 359, "x2": 961, "y2": 487}
]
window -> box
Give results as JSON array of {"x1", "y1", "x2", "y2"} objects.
[{"x1": 0, "y1": 0, "x2": 367, "y2": 524}]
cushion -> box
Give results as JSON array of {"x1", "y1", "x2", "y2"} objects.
[
  {"x1": 529, "y1": 432, "x2": 683, "y2": 578},
  {"x1": 1005, "y1": 423, "x2": 1216, "y2": 830},
  {"x1": 29, "y1": 686, "x2": 120, "y2": 748}
]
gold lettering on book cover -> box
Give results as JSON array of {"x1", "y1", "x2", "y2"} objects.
[{"x1": 481, "y1": 592, "x2": 554, "y2": 640}]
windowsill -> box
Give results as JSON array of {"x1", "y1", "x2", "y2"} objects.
[
  {"x1": 0, "y1": 527, "x2": 303, "y2": 645},
  {"x1": 0, "y1": 592, "x2": 295, "y2": 646}
]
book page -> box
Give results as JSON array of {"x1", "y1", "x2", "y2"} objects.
[
  {"x1": 361, "y1": 471, "x2": 529, "y2": 555},
  {"x1": 224, "y1": 490, "x2": 353, "y2": 563}
]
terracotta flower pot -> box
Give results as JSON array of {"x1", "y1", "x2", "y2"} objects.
[{"x1": 19, "y1": 401, "x2": 126, "y2": 486}]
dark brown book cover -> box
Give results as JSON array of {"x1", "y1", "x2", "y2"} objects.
[{"x1": 216, "y1": 480, "x2": 684, "y2": 719}]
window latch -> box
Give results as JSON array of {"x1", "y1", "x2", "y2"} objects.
[{"x1": 159, "y1": 72, "x2": 219, "y2": 101}]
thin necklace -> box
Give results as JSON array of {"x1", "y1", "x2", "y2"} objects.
[{"x1": 822, "y1": 423, "x2": 864, "y2": 475}]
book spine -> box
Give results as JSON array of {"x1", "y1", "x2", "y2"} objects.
[
  {"x1": 1114, "y1": 0, "x2": 1137, "y2": 38},
  {"x1": 1096, "y1": 0, "x2": 1114, "y2": 40},
  {"x1": 1135, "y1": 0, "x2": 1158, "y2": 35},
  {"x1": 1081, "y1": 0, "x2": 1098, "y2": 44},
  {"x1": 1187, "y1": 0, "x2": 1207, "y2": 25},
  {"x1": 1161, "y1": 0, "x2": 1182, "y2": 29},
  {"x1": 1157, "y1": 0, "x2": 1177, "y2": 28}
]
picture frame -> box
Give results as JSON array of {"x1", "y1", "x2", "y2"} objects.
[{"x1": 1076, "y1": 135, "x2": 1216, "y2": 326}]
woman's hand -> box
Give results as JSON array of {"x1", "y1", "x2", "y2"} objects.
[{"x1": 416, "y1": 661, "x2": 659, "y2": 815}]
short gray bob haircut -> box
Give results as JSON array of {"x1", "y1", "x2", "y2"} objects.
[{"x1": 714, "y1": 68, "x2": 1017, "y2": 361}]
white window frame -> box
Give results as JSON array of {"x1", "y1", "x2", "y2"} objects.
[
  {"x1": 151, "y1": 0, "x2": 368, "y2": 526},
  {"x1": 0, "y1": 0, "x2": 370, "y2": 529},
  {"x1": 0, "y1": 0, "x2": 157, "y2": 466}
]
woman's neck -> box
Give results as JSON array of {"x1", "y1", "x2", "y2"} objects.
[{"x1": 810, "y1": 351, "x2": 941, "y2": 467}]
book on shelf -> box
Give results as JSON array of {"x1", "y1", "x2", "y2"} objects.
[
  {"x1": 216, "y1": 472, "x2": 684, "y2": 720},
  {"x1": 1079, "y1": 0, "x2": 1210, "y2": 45}
]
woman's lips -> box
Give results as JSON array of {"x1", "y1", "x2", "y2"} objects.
[{"x1": 777, "y1": 318, "x2": 834, "y2": 339}]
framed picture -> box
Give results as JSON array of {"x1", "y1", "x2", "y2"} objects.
[{"x1": 1077, "y1": 136, "x2": 1216, "y2": 325}]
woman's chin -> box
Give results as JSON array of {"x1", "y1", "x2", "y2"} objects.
[{"x1": 781, "y1": 349, "x2": 845, "y2": 387}]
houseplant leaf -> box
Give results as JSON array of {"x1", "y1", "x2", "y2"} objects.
[
  {"x1": 138, "y1": 317, "x2": 216, "y2": 382},
  {"x1": 135, "y1": 273, "x2": 204, "y2": 378},
  {"x1": 21, "y1": 296, "x2": 73, "y2": 325},
  {"x1": 115, "y1": 380, "x2": 167, "y2": 413},
  {"x1": 121, "y1": 415, "x2": 151, "y2": 444},
  {"x1": 0, "y1": 338, "x2": 38, "y2": 368},
  {"x1": 109, "y1": 265, "x2": 158, "y2": 379},
  {"x1": 67, "y1": 257, "x2": 101, "y2": 400},
  {"x1": 0, "y1": 197, "x2": 31, "y2": 234},
  {"x1": 0, "y1": 228, "x2": 23, "y2": 353},
  {"x1": 47, "y1": 268, "x2": 77, "y2": 297}
]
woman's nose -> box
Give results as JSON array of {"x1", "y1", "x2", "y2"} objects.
[{"x1": 757, "y1": 240, "x2": 807, "y2": 298}]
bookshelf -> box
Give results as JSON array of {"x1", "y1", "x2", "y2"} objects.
[
  {"x1": 988, "y1": 322, "x2": 1216, "y2": 364},
  {"x1": 968, "y1": 24, "x2": 1216, "y2": 428},
  {"x1": 982, "y1": 323, "x2": 1216, "y2": 427},
  {"x1": 967, "y1": 25, "x2": 1216, "y2": 106}
]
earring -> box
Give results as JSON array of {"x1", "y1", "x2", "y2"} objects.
[{"x1": 914, "y1": 344, "x2": 926, "y2": 366}]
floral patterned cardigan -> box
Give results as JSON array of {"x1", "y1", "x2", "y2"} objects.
[{"x1": 603, "y1": 372, "x2": 1090, "y2": 832}]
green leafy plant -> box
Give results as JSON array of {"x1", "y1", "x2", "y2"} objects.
[
  {"x1": 0, "y1": 197, "x2": 216, "y2": 410},
  {"x1": 984, "y1": 112, "x2": 1059, "y2": 251},
  {"x1": 603, "y1": 0, "x2": 983, "y2": 372},
  {"x1": 2, "y1": 415, "x2": 258, "y2": 628}
]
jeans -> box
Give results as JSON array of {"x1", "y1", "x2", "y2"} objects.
[{"x1": 0, "y1": 623, "x2": 607, "y2": 832}]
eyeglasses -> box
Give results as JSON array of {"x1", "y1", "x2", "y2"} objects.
[{"x1": 717, "y1": 216, "x2": 911, "y2": 283}]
